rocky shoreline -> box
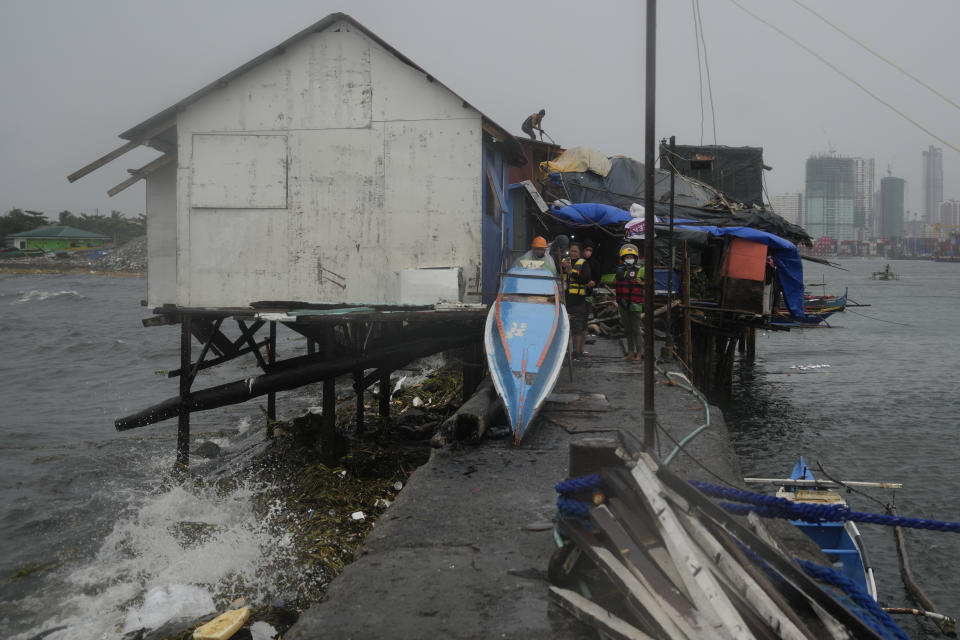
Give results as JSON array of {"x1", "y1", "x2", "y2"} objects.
[{"x1": 0, "y1": 236, "x2": 146, "y2": 276}]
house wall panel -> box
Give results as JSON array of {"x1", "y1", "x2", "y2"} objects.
[
  {"x1": 185, "y1": 209, "x2": 289, "y2": 307},
  {"x1": 146, "y1": 161, "x2": 177, "y2": 306},
  {"x1": 163, "y1": 19, "x2": 493, "y2": 308},
  {"x1": 190, "y1": 134, "x2": 288, "y2": 209},
  {"x1": 286, "y1": 126, "x2": 386, "y2": 302},
  {"x1": 383, "y1": 119, "x2": 482, "y2": 299},
  {"x1": 179, "y1": 22, "x2": 373, "y2": 133}
]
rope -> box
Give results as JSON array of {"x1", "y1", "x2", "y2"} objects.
[
  {"x1": 555, "y1": 473, "x2": 603, "y2": 495},
  {"x1": 557, "y1": 495, "x2": 593, "y2": 519},
  {"x1": 693, "y1": 481, "x2": 960, "y2": 533},
  {"x1": 796, "y1": 558, "x2": 910, "y2": 640}
]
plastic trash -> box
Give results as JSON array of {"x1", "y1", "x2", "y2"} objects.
[{"x1": 351, "y1": 511, "x2": 366, "y2": 522}]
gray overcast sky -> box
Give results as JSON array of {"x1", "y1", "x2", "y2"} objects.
[{"x1": 1, "y1": 0, "x2": 957, "y2": 219}]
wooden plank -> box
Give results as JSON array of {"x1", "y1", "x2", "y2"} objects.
[
  {"x1": 549, "y1": 586, "x2": 656, "y2": 640},
  {"x1": 702, "y1": 516, "x2": 820, "y2": 640},
  {"x1": 107, "y1": 153, "x2": 174, "y2": 197},
  {"x1": 670, "y1": 505, "x2": 813, "y2": 640},
  {"x1": 67, "y1": 119, "x2": 174, "y2": 183},
  {"x1": 561, "y1": 520, "x2": 668, "y2": 635},
  {"x1": 603, "y1": 481, "x2": 688, "y2": 595},
  {"x1": 630, "y1": 454, "x2": 753, "y2": 640},
  {"x1": 654, "y1": 464, "x2": 886, "y2": 640},
  {"x1": 590, "y1": 505, "x2": 704, "y2": 636}
]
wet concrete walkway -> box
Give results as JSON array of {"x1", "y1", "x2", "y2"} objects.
[{"x1": 287, "y1": 337, "x2": 745, "y2": 639}]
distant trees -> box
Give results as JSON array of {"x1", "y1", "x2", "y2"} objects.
[
  {"x1": 1, "y1": 208, "x2": 146, "y2": 246},
  {"x1": 0, "y1": 209, "x2": 50, "y2": 244}
]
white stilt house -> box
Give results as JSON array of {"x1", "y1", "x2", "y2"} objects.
[{"x1": 70, "y1": 12, "x2": 525, "y2": 310}]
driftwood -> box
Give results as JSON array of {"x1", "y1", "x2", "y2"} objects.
[{"x1": 433, "y1": 376, "x2": 503, "y2": 443}]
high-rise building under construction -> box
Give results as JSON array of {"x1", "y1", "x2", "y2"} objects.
[
  {"x1": 922, "y1": 145, "x2": 943, "y2": 223},
  {"x1": 805, "y1": 155, "x2": 856, "y2": 241}
]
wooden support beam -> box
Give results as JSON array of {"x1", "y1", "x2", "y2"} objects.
[
  {"x1": 746, "y1": 328, "x2": 756, "y2": 364},
  {"x1": 267, "y1": 321, "x2": 276, "y2": 420},
  {"x1": 379, "y1": 372, "x2": 391, "y2": 418},
  {"x1": 116, "y1": 332, "x2": 478, "y2": 431},
  {"x1": 176, "y1": 315, "x2": 192, "y2": 469},
  {"x1": 107, "y1": 153, "x2": 174, "y2": 197},
  {"x1": 354, "y1": 370, "x2": 365, "y2": 433},
  {"x1": 67, "y1": 119, "x2": 175, "y2": 183}
]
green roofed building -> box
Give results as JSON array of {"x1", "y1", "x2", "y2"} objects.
[{"x1": 5, "y1": 226, "x2": 111, "y2": 252}]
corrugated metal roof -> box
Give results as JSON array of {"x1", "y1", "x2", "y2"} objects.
[
  {"x1": 117, "y1": 13, "x2": 524, "y2": 165},
  {"x1": 7, "y1": 226, "x2": 110, "y2": 239}
]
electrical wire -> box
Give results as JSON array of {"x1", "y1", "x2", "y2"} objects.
[
  {"x1": 728, "y1": 0, "x2": 960, "y2": 155},
  {"x1": 691, "y1": 0, "x2": 706, "y2": 145},
  {"x1": 694, "y1": 0, "x2": 719, "y2": 146},
  {"x1": 790, "y1": 0, "x2": 960, "y2": 114}
]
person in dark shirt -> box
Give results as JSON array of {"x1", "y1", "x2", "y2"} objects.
[
  {"x1": 562, "y1": 242, "x2": 592, "y2": 360},
  {"x1": 522, "y1": 109, "x2": 546, "y2": 140}
]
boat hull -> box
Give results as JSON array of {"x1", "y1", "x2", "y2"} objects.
[
  {"x1": 781, "y1": 457, "x2": 878, "y2": 600},
  {"x1": 485, "y1": 258, "x2": 569, "y2": 445}
]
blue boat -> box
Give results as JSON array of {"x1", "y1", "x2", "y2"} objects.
[
  {"x1": 776, "y1": 457, "x2": 878, "y2": 600},
  {"x1": 484, "y1": 253, "x2": 569, "y2": 445}
]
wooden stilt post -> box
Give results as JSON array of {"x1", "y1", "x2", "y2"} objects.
[
  {"x1": 682, "y1": 242, "x2": 692, "y2": 371},
  {"x1": 737, "y1": 330, "x2": 746, "y2": 354},
  {"x1": 176, "y1": 314, "x2": 192, "y2": 470},
  {"x1": 267, "y1": 321, "x2": 277, "y2": 420},
  {"x1": 321, "y1": 326, "x2": 338, "y2": 455},
  {"x1": 746, "y1": 327, "x2": 756, "y2": 365},
  {"x1": 725, "y1": 336, "x2": 737, "y2": 398},
  {"x1": 354, "y1": 369, "x2": 365, "y2": 433},
  {"x1": 379, "y1": 372, "x2": 391, "y2": 418}
]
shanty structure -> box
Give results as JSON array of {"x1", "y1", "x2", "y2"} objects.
[
  {"x1": 69, "y1": 13, "x2": 526, "y2": 464},
  {"x1": 5, "y1": 226, "x2": 110, "y2": 252}
]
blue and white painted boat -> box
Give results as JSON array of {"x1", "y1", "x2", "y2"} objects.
[
  {"x1": 777, "y1": 456, "x2": 878, "y2": 600},
  {"x1": 484, "y1": 253, "x2": 569, "y2": 445}
]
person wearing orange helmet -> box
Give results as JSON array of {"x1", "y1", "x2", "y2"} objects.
[{"x1": 530, "y1": 236, "x2": 548, "y2": 259}]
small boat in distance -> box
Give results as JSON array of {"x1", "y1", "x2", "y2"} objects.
[
  {"x1": 485, "y1": 251, "x2": 569, "y2": 445},
  {"x1": 776, "y1": 457, "x2": 878, "y2": 600},
  {"x1": 872, "y1": 264, "x2": 900, "y2": 280}
]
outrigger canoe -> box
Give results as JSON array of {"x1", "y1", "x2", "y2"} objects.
[
  {"x1": 776, "y1": 457, "x2": 878, "y2": 600},
  {"x1": 485, "y1": 253, "x2": 569, "y2": 445}
]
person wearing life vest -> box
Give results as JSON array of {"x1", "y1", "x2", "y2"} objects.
[
  {"x1": 615, "y1": 243, "x2": 644, "y2": 362},
  {"x1": 562, "y1": 242, "x2": 592, "y2": 360}
]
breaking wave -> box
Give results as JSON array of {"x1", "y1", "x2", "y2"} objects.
[{"x1": 13, "y1": 290, "x2": 82, "y2": 304}]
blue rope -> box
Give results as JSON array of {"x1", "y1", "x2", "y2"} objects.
[
  {"x1": 557, "y1": 495, "x2": 593, "y2": 519},
  {"x1": 555, "y1": 473, "x2": 603, "y2": 495},
  {"x1": 797, "y1": 559, "x2": 910, "y2": 640},
  {"x1": 692, "y1": 481, "x2": 960, "y2": 532}
]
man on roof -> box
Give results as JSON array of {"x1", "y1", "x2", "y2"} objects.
[{"x1": 522, "y1": 109, "x2": 546, "y2": 140}]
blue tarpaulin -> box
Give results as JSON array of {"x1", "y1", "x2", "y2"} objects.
[
  {"x1": 549, "y1": 203, "x2": 631, "y2": 227},
  {"x1": 677, "y1": 225, "x2": 804, "y2": 319}
]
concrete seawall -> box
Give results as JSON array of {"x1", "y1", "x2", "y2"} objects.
[{"x1": 286, "y1": 337, "x2": 805, "y2": 639}]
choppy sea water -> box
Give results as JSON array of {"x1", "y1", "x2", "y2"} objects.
[
  {"x1": 726, "y1": 257, "x2": 960, "y2": 639},
  {"x1": 0, "y1": 274, "x2": 323, "y2": 639},
  {"x1": 1, "y1": 261, "x2": 957, "y2": 638}
]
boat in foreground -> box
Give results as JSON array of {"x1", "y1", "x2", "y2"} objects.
[
  {"x1": 776, "y1": 456, "x2": 878, "y2": 600},
  {"x1": 485, "y1": 254, "x2": 569, "y2": 445}
]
